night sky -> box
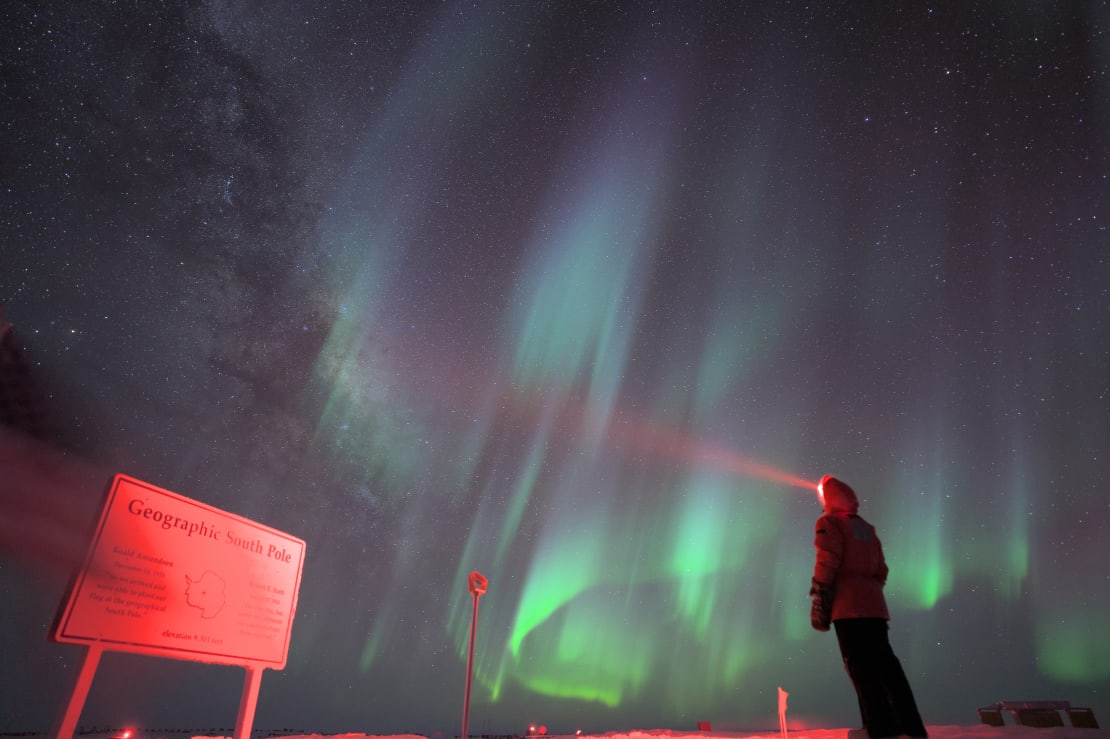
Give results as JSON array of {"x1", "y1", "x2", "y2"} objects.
[{"x1": 2, "y1": 1, "x2": 1108, "y2": 735}]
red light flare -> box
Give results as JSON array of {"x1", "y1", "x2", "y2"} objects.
[
  {"x1": 363, "y1": 335, "x2": 821, "y2": 495},
  {"x1": 0, "y1": 426, "x2": 110, "y2": 576},
  {"x1": 494, "y1": 384, "x2": 819, "y2": 493},
  {"x1": 599, "y1": 405, "x2": 818, "y2": 492}
]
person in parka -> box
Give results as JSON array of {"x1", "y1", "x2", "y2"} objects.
[{"x1": 810, "y1": 475, "x2": 928, "y2": 739}]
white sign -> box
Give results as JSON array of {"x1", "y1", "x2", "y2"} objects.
[{"x1": 53, "y1": 474, "x2": 305, "y2": 668}]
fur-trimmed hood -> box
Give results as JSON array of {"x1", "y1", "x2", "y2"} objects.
[{"x1": 818, "y1": 475, "x2": 859, "y2": 514}]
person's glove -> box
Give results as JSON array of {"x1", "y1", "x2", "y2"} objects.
[{"x1": 809, "y1": 579, "x2": 834, "y2": 632}]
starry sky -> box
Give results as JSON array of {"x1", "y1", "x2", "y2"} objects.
[{"x1": 2, "y1": 0, "x2": 1108, "y2": 735}]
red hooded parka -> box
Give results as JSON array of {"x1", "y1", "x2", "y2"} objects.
[{"x1": 813, "y1": 476, "x2": 890, "y2": 621}]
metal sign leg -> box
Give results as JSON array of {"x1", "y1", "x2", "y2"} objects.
[{"x1": 50, "y1": 645, "x2": 103, "y2": 739}]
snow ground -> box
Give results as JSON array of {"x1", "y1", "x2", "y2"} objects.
[
  {"x1": 187, "y1": 726, "x2": 1110, "y2": 739},
  {"x1": 6, "y1": 724, "x2": 1108, "y2": 739}
]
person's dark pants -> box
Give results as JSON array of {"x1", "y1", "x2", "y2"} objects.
[{"x1": 834, "y1": 618, "x2": 927, "y2": 738}]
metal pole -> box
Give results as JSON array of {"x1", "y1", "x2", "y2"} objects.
[
  {"x1": 234, "y1": 665, "x2": 264, "y2": 739},
  {"x1": 462, "y1": 571, "x2": 488, "y2": 739},
  {"x1": 50, "y1": 644, "x2": 103, "y2": 739}
]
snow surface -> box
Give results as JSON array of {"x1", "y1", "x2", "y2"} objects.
[{"x1": 187, "y1": 726, "x2": 1110, "y2": 739}]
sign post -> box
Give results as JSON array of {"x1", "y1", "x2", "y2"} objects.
[
  {"x1": 461, "y1": 571, "x2": 488, "y2": 739},
  {"x1": 235, "y1": 665, "x2": 265, "y2": 739},
  {"x1": 50, "y1": 644, "x2": 103, "y2": 739},
  {"x1": 49, "y1": 474, "x2": 305, "y2": 739}
]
